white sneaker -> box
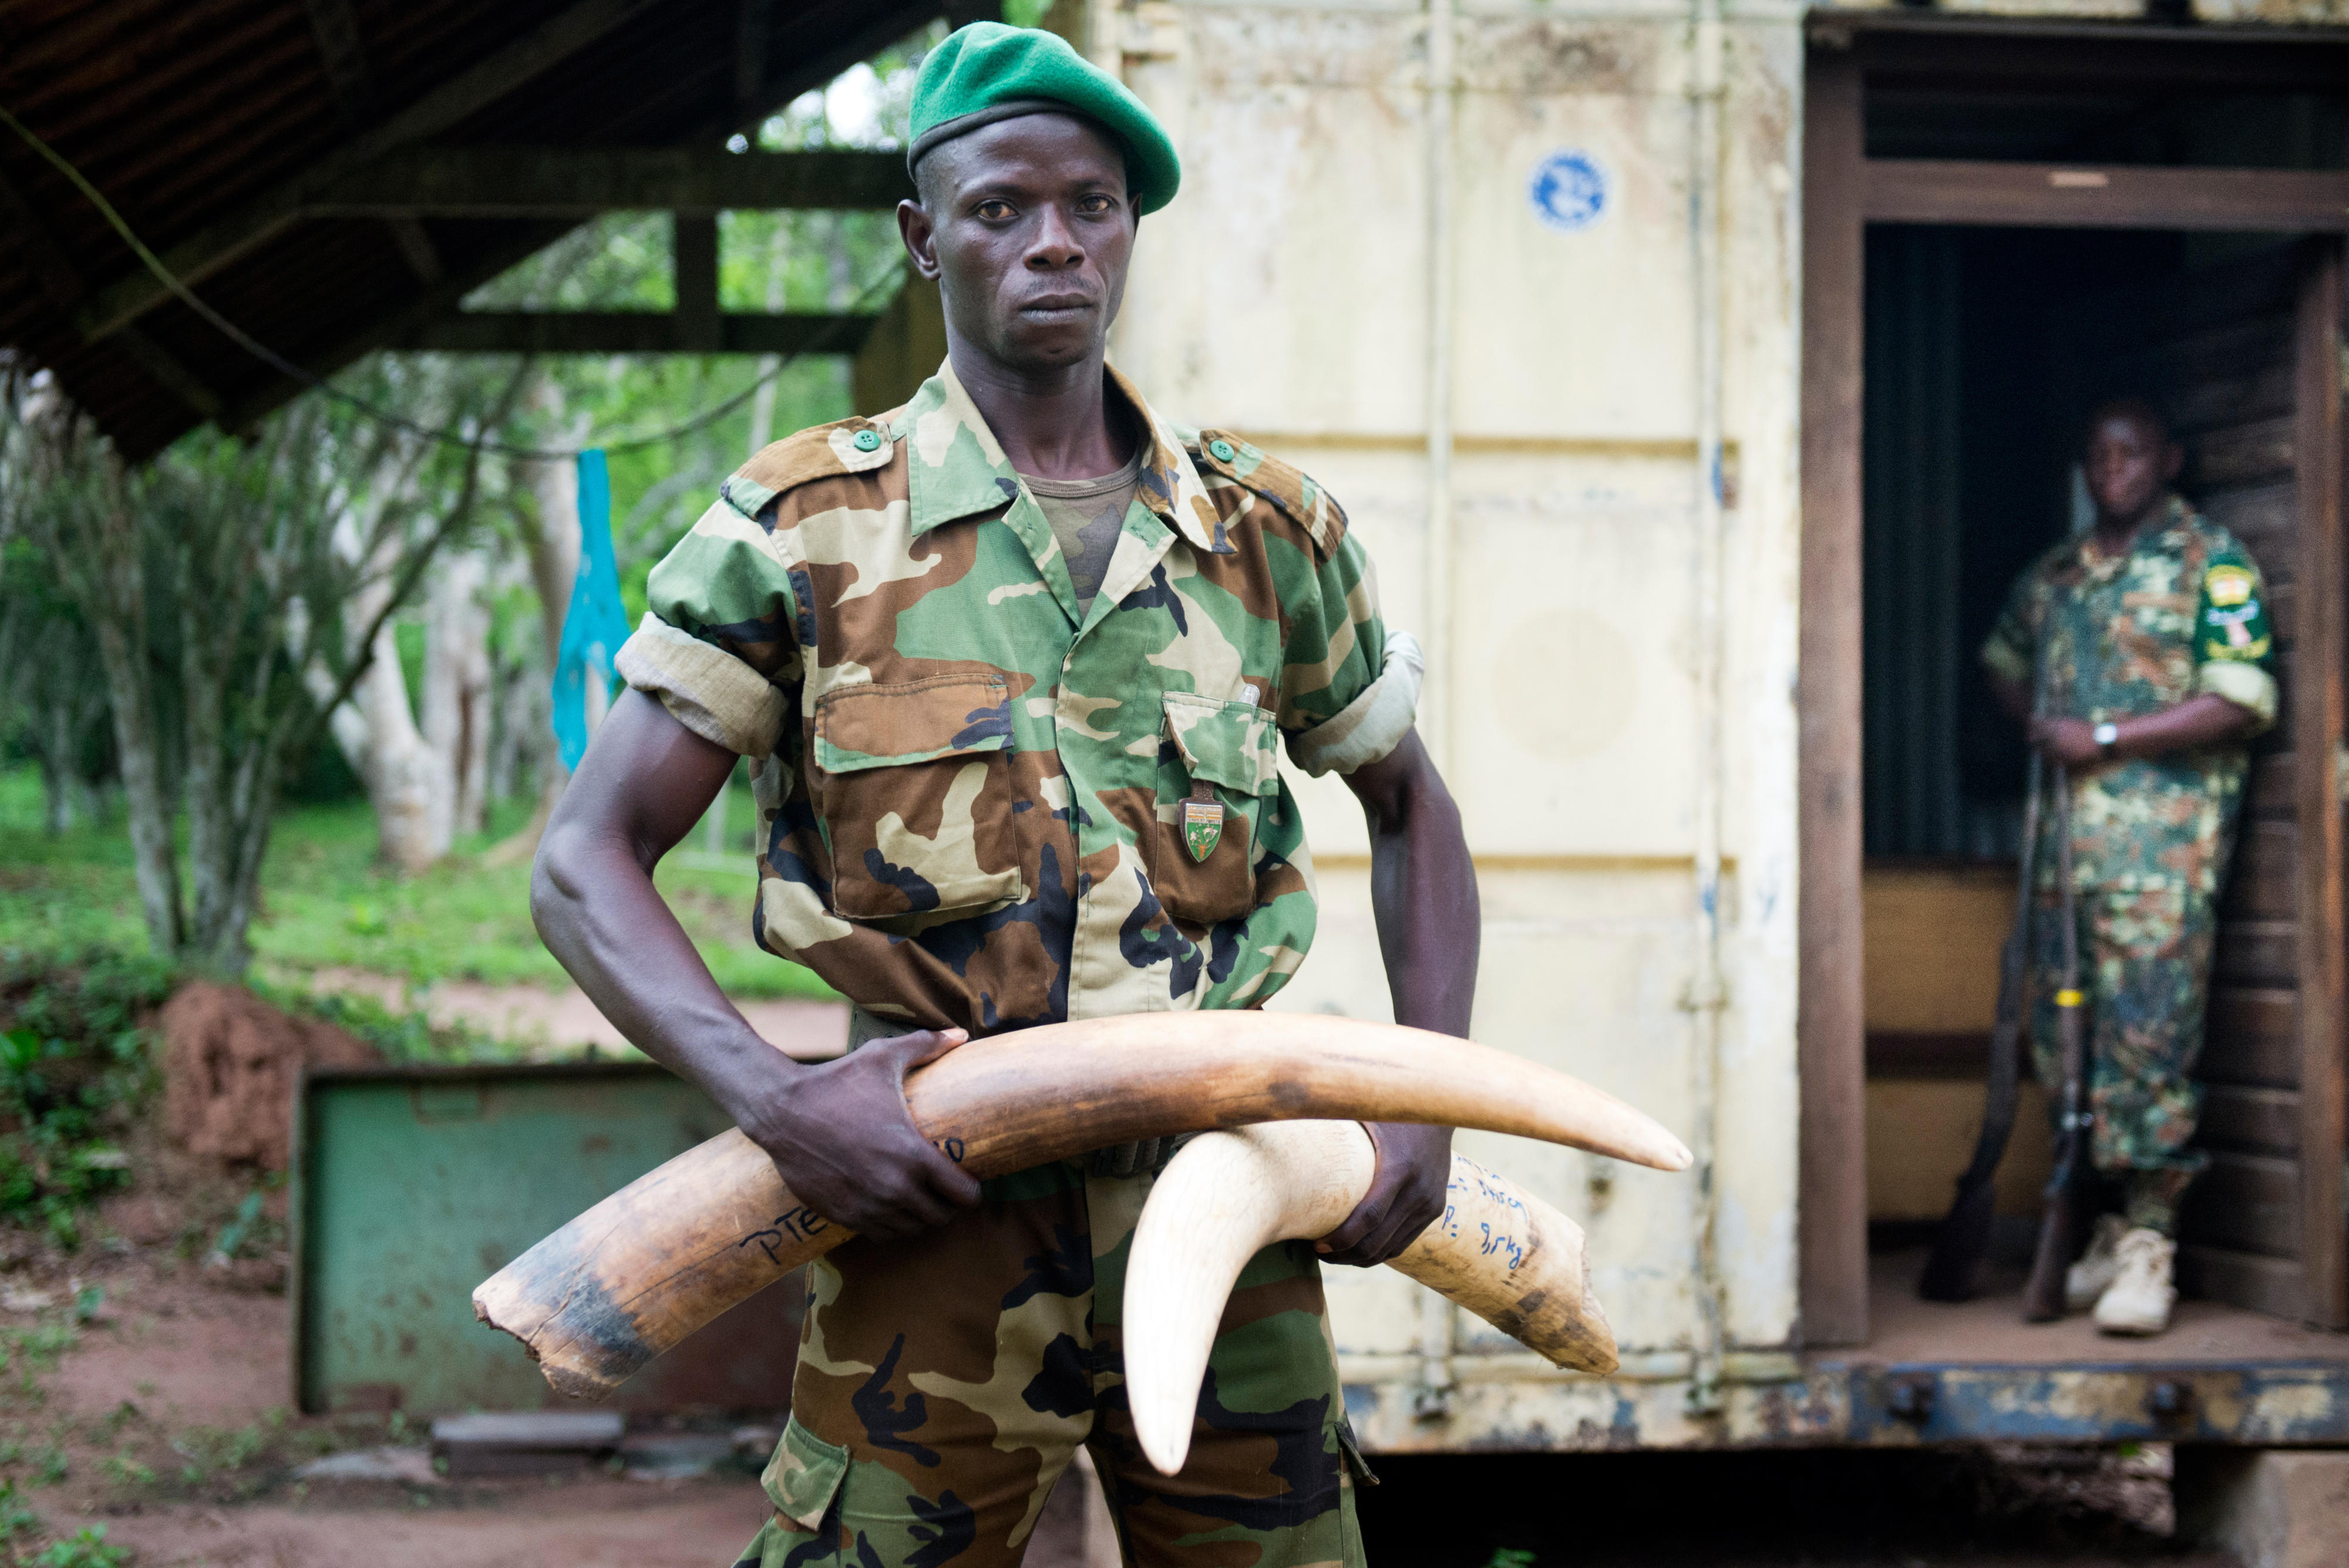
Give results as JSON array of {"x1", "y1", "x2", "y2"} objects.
[
  {"x1": 2092, "y1": 1227, "x2": 2176, "y2": 1336},
  {"x1": 2065, "y1": 1214, "x2": 2132, "y2": 1313}
]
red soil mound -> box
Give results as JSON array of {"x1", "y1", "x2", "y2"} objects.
[{"x1": 160, "y1": 982, "x2": 379, "y2": 1169}]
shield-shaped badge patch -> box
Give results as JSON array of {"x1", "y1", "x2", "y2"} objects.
[{"x1": 1182, "y1": 783, "x2": 1223, "y2": 863}]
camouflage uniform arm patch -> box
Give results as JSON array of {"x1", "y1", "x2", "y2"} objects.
[
  {"x1": 2194, "y1": 552, "x2": 2278, "y2": 731},
  {"x1": 614, "y1": 430, "x2": 878, "y2": 758}
]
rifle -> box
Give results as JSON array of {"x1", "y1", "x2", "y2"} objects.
[
  {"x1": 2021, "y1": 763, "x2": 2087, "y2": 1323},
  {"x1": 1917, "y1": 738, "x2": 2046, "y2": 1302}
]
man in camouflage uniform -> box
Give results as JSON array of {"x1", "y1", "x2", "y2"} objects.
[
  {"x1": 531, "y1": 22, "x2": 1477, "y2": 1565},
  {"x1": 1982, "y1": 398, "x2": 2276, "y2": 1336}
]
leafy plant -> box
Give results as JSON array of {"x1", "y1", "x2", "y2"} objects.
[
  {"x1": 204, "y1": 1193, "x2": 265, "y2": 1267},
  {"x1": 18, "y1": 1525, "x2": 126, "y2": 1567},
  {"x1": 0, "y1": 1480, "x2": 35, "y2": 1542},
  {"x1": 0, "y1": 952, "x2": 163, "y2": 1249}
]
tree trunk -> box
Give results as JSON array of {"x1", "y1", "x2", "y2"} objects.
[
  {"x1": 179, "y1": 545, "x2": 238, "y2": 965},
  {"x1": 359, "y1": 614, "x2": 442, "y2": 874},
  {"x1": 423, "y1": 549, "x2": 493, "y2": 840},
  {"x1": 38, "y1": 699, "x2": 78, "y2": 835},
  {"x1": 83, "y1": 489, "x2": 183, "y2": 957}
]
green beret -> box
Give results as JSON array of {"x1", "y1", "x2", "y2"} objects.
[{"x1": 907, "y1": 22, "x2": 1180, "y2": 216}]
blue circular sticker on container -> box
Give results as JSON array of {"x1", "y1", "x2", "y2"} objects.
[{"x1": 1529, "y1": 150, "x2": 1607, "y2": 232}]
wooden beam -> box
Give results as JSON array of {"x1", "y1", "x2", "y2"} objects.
[
  {"x1": 305, "y1": 148, "x2": 914, "y2": 217},
  {"x1": 2293, "y1": 241, "x2": 2347, "y2": 1330},
  {"x1": 1862, "y1": 161, "x2": 2349, "y2": 233},
  {"x1": 0, "y1": 164, "x2": 223, "y2": 419},
  {"x1": 113, "y1": 326, "x2": 224, "y2": 419},
  {"x1": 76, "y1": 0, "x2": 659, "y2": 341},
  {"x1": 217, "y1": 226, "x2": 578, "y2": 435},
  {"x1": 296, "y1": 0, "x2": 450, "y2": 286},
  {"x1": 395, "y1": 311, "x2": 876, "y2": 356},
  {"x1": 1816, "y1": 12, "x2": 2349, "y2": 96},
  {"x1": 732, "y1": 2, "x2": 950, "y2": 135},
  {"x1": 734, "y1": 0, "x2": 774, "y2": 118},
  {"x1": 672, "y1": 215, "x2": 719, "y2": 353},
  {"x1": 300, "y1": 0, "x2": 376, "y2": 119},
  {"x1": 0, "y1": 166, "x2": 88, "y2": 311},
  {"x1": 1798, "y1": 49, "x2": 1871, "y2": 1350},
  {"x1": 385, "y1": 217, "x2": 445, "y2": 284}
]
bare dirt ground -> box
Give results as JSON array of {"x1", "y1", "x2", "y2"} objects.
[
  {"x1": 9, "y1": 1246, "x2": 770, "y2": 1568},
  {"x1": 1, "y1": 1261, "x2": 2240, "y2": 1568}
]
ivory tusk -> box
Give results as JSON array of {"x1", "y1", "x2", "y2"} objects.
[
  {"x1": 474, "y1": 1012, "x2": 1682, "y2": 1399},
  {"x1": 1120, "y1": 1121, "x2": 1617, "y2": 1476}
]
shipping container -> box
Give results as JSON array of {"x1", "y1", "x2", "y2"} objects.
[{"x1": 1075, "y1": 0, "x2": 2349, "y2": 1451}]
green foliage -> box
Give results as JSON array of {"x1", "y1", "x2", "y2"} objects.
[
  {"x1": 205, "y1": 1193, "x2": 265, "y2": 1267},
  {"x1": 0, "y1": 951, "x2": 164, "y2": 1248},
  {"x1": 0, "y1": 1485, "x2": 32, "y2": 1545},
  {"x1": 1482, "y1": 1552, "x2": 1537, "y2": 1568},
  {"x1": 18, "y1": 1526, "x2": 125, "y2": 1568},
  {"x1": 170, "y1": 1409, "x2": 284, "y2": 1491}
]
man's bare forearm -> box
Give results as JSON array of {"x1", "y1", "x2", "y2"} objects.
[
  {"x1": 2025, "y1": 691, "x2": 2260, "y2": 769},
  {"x1": 533, "y1": 689, "x2": 981, "y2": 1237},
  {"x1": 531, "y1": 690, "x2": 783, "y2": 1119},
  {"x1": 1358, "y1": 733, "x2": 1479, "y2": 1037},
  {"x1": 1314, "y1": 726, "x2": 1476, "y2": 1265}
]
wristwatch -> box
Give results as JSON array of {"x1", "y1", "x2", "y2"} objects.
[{"x1": 2092, "y1": 721, "x2": 2119, "y2": 758}]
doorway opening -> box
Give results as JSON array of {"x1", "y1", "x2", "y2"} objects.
[{"x1": 1857, "y1": 224, "x2": 2340, "y2": 1344}]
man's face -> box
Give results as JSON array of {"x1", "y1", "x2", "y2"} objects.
[
  {"x1": 2083, "y1": 410, "x2": 2179, "y2": 527},
  {"x1": 900, "y1": 114, "x2": 1136, "y2": 374}
]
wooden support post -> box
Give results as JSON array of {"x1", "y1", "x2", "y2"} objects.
[
  {"x1": 674, "y1": 214, "x2": 721, "y2": 354},
  {"x1": 1797, "y1": 46, "x2": 1870, "y2": 1349},
  {"x1": 735, "y1": 0, "x2": 774, "y2": 119},
  {"x1": 2293, "y1": 241, "x2": 2347, "y2": 1330}
]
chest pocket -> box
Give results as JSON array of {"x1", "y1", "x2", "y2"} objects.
[
  {"x1": 1149, "y1": 692, "x2": 1280, "y2": 927},
  {"x1": 812, "y1": 674, "x2": 1025, "y2": 921}
]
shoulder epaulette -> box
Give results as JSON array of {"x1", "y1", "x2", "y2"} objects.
[
  {"x1": 720, "y1": 414, "x2": 897, "y2": 521},
  {"x1": 1187, "y1": 429, "x2": 1348, "y2": 558}
]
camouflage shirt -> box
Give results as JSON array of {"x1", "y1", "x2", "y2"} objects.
[
  {"x1": 1981, "y1": 496, "x2": 2277, "y2": 895},
  {"x1": 615, "y1": 361, "x2": 1422, "y2": 1034}
]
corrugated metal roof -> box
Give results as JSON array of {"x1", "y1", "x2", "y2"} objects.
[{"x1": 0, "y1": 0, "x2": 960, "y2": 457}]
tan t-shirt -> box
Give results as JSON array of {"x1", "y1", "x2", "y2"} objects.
[{"x1": 1020, "y1": 446, "x2": 1144, "y2": 615}]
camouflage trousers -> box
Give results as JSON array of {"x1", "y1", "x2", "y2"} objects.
[
  {"x1": 734, "y1": 1158, "x2": 1372, "y2": 1567},
  {"x1": 2028, "y1": 883, "x2": 2215, "y2": 1236}
]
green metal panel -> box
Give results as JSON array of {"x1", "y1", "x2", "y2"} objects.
[{"x1": 293, "y1": 1062, "x2": 795, "y2": 1415}]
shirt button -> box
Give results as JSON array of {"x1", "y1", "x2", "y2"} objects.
[
  {"x1": 852, "y1": 428, "x2": 883, "y2": 452},
  {"x1": 1208, "y1": 438, "x2": 1236, "y2": 463}
]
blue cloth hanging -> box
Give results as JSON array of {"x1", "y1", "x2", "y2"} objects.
[{"x1": 550, "y1": 449, "x2": 632, "y2": 771}]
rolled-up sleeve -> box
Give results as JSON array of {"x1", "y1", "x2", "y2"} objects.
[
  {"x1": 613, "y1": 495, "x2": 798, "y2": 758},
  {"x1": 1278, "y1": 530, "x2": 1419, "y2": 776}
]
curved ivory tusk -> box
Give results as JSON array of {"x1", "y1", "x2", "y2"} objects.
[
  {"x1": 1121, "y1": 1121, "x2": 1617, "y2": 1476},
  {"x1": 474, "y1": 1012, "x2": 1683, "y2": 1399}
]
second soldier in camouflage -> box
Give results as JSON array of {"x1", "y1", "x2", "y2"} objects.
[{"x1": 1982, "y1": 398, "x2": 2276, "y2": 1337}]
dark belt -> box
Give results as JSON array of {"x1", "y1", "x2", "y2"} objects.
[{"x1": 843, "y1": 1005, "x2": 1191, "y2": 1179}]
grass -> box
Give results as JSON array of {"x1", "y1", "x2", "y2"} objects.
[{"x1": 0, "y1": 768, "x2": 835, "y2": 1003}]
